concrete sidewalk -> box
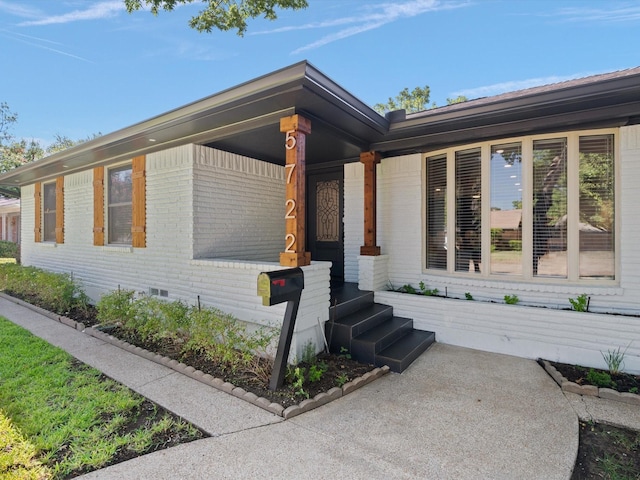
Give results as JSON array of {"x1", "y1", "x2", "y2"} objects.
[{"x1": 1, "y1": 296, "x2": 634, "y2": 479}]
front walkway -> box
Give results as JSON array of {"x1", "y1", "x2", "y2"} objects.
[{"x1": 2, "y1": 297, "x2": 578, "y2": 479}]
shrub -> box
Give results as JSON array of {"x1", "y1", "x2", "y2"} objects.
[
  {"x1": 586, "y1": 368, "x2": 613, "y2": 388},
  {"x1": 508, "y1": 240, "x2": 522, "y2": 251},
  {"x1": 0, "y1": 263, "x2": 90, "y2": 315},
  {"x1": 97, "y1": 289, "x2": 278, "y2": 376},
  {"x1": 0, "y1": 240, "x2": 18, "y2": 259}
]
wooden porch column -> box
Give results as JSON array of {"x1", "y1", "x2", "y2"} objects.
[
  {"x1": 279, "y1": 114, "x2": 312, "y2": 267},
  {"x1": 360, "y1": 151, "x2": 381, "y2": 256}
]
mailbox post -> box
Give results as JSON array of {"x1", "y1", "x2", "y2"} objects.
[{"x1": 257, "y1": 268, "x2": 304, "y2": 390}]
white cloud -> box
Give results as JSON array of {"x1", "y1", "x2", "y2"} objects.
[
  {"x1": 452, "y1": 72, "x2": 603, "y2": 99},
  {"x1": 18, "y1": 1, "x2": 125, "y2": 26},
  {"x1": 254, "y1": 0, "x2": 469, "y2": 54},
  {"x1": 555, "y1": 5, "x2": 640, "y2": 23},
  {"x1": 0, "y1": 0, "x2": 42, "y2": 19}
]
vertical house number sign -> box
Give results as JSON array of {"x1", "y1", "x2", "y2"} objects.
[
  {"x1": 284, "y1": 130, "x2": 296, "y2": 253},
  {"x1": 279, "y1": 115, "x2": 311, "y2": 267}
]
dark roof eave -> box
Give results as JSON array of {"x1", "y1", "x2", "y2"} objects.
[{"x1": 0, "y1": 61, "x2": 387, "y2": 187}]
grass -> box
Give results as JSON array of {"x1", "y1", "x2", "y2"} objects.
[{"x1": 0, "y1": 316, "x2": 204, "y2": 479}]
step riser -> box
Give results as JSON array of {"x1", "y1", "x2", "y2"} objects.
[
  {"x1": 376, "y1": 331, "x2": 436, "y2": 373},
  {"x1": 329, "y1": 291, "x2": 375, "y2": 320},
  {"x1": 351, "y1": 318, "x2": 414, "y2": 365},
  {"x1": 327, "y1": 306, "x2": 393, "y2": 352}
]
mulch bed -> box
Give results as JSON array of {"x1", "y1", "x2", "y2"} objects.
[{"x1": 546, "y1": 360, "x2": 640, "y2": 394}]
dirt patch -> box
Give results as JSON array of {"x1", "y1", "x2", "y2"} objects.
[{"x1": 572, "y1": 421, "x2": 640, "y2": 479}]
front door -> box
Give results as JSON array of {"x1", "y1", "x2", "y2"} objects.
[{"x1": 307, "y1": 169, "x2": 344, "y2": 280}]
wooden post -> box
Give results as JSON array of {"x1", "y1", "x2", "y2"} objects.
[
  {"x1": 360, "y1": 151, "x2": 381, "y2": 256},
  {"x1": 279, "y1": 114, "x2": 312, "y2": 267}
]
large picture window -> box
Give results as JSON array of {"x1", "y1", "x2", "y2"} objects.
[{"x1": 425, "y1": 130, "x2": 616, "y2": 283}]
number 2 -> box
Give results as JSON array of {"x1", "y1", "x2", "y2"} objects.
[
  {"x1": 285, "y1": 233, "x2": 296, "y2": 253},
  {"x1": 285, "y1": 199, "x2": 296, "y2": 219}
]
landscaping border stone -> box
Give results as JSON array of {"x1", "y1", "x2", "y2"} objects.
[
  {"x1": 540, "y1": 359, "x2": 640, "y2": 406},
  {"x1": 0, "y1": 292, "x2": 390, "y2": 417}
]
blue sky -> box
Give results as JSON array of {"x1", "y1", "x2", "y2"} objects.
[{"x1": 1, "y1": 0, "x2": 639, "y2": 147}]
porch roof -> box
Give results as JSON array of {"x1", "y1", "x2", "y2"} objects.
[{"x1": 1, "y1": 62, "x2": 640, "y2": 188}]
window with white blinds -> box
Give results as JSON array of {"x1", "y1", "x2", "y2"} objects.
[
  {"x1": 533, "y1": 138, "x2": 567, "y2": 278},
  {"x1": 455, "y1": 148, "x2": 482, "y2": 273},
  {"x1": 107, "y1": 164, "x2": 132, "y2": 245},
  {"x1": 426, "y1": 154, "x2": 447, "y2": 270},
  {"x1": 490, "y1": 143, "x2": 522, "y2": 275},
  {"x1": 43, "y1": 182, "x2": 56, "y2": 242},
  {"x1": 424, "y1": 130, "x2": 617, "y2": 284},
  {"x1": 579, "y1": 135, "x2": 614, "y2": 279}
]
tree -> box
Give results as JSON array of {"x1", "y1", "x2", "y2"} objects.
[
  {"x1": 0, "y1": 103, "x2": 18, "y2": 145},
  {"x1": 374, "y1": 86, "x2": 431, "y2": 115},
  {"x1": 124, "y1": 0, "x2": 308, "y2": 35},
  {"x1": 374, "y1": 87, "x2": 468, "y2": 115}
]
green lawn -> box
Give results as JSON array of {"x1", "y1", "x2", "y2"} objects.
[{"x1": 0, "y1": 316, "x2": 203, "y2": 479}]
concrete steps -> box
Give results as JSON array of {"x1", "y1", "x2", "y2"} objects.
[{"x1": 327, "y1": 284, "x2": 435, "y2": 373}]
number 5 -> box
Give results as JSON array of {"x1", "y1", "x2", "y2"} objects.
[{"x1": 285, "y1": 130, "x2": 296, "y2": 150}]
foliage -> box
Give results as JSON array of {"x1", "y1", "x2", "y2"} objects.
[
  {"x1": 569, "y1": 293, "x2": 590, "y2": 312},
  {"x1": 508, "y1": 240, "x2": 522, "y2": 251},
  {"x1": 374, "y1": 87, "x2": 468, "y2": 114},
  {"x1": 0, "y1": 102, "x2": 100, "y2": 182},
  {"x1": 396, "y1": 282, "x2": 438, "y2": 296},
  {"x1": 97, "y1": 289, "x2": 278, "y2": 376},
  {"x1": 0, "y1": 240, "x2": 18, "y2": 259},
  {"x1": 464, "y1": 292, "x2": 474, "y2": 301},
  {"x1": 0, "y1": 263, "x2": 90, "y2": 316},
  {"x1": 374, "y1": 86, "x2": 432, "y2": 114},
  {"x1": 0, "y1": 410, "x2": 52, "y2": 479},
  {"x1": 0, "y1": 317, "x2": 202, "y2": 478},
  {"x1": 124, "y1": 0, "x2": 308, "y2": 35},
  {"x1": 586, "y1": 368, "x2": 613, "y2": 388},
  {"x1": 503, "y1": 294, "x2": 519, "y2": 305},
  {"x1": 580, "y1": 151, "x2": 614, "y2": 232},
  {"x1": 601, "y1": 343, "x2": 631, "y2": 375}
]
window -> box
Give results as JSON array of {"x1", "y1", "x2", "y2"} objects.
[
  {"x1": 426, "y1": 154, "x2": 447, "y2": 270},
  {"x1": 455, "y1": 148, "x2": 482, "y2": 273},
  {"x1": 491, "y1": 143, "x2": 522, "y2": 275},
  {"x1": 533, "y1": 138, "x2": 567, "y2": 278},
  {"x1": 425, "y1": 130, "x2": 616, "y2": 283},
  {"x1": 94, "y1": 156, "x2": 146, "y2": 248},
  {"x1": 34, "y1": 177, "x2": 64, "y2": 244},
  {"x1": 579, "y1": 135, "x2": 614, "y2": 279},
  {"x1": 43, "y1": 182, "x2": 57, "y2": 242},
  {"x1": 107, "y1": 165, "x2": 132, "y2": 245}
]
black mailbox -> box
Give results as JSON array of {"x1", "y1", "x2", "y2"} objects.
[
  {"x1": 257, "y1": 268, "x2": 304, "y2": 306},
  {"x1": 257, "y1": 267, "x2": 305, "y2": 390}
]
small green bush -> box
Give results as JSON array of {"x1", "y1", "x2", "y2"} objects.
[
  {"x1": 508, "y1": 240, "x2": 522, "y2": 251},
  {"x1": 504, "y1": 294, "x2": 519, "y2": 305},
  {"x1": 0, "y1": 263, "x2": 90, "y2": 315},
  {"x1": 97, "y1": 289, "x2": 278, "y2": 376},
  {"x1": 569, "y1": 294, "x2": 590, "y2": 312},
  {"x1": 586, "y1": 368, "x2": 613, "y2": 388},
  {"x1": 0, "y1": 240, "x2": 18, "y2": 259}
]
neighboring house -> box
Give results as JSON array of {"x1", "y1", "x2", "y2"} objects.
[
  {"x1": 1, "y1": 61, "x2": 639, "y2": 372},
  {"x1": 0, "y1": 196, "x2": 20, "y2": 243}
]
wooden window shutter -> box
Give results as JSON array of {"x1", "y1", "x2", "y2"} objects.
[
  {"x1": 55, "y1": 176, "x2": 64, "y2": 244},
  {"x1": 131, "y1": 156, "x2": 146, "y2": 248},
  {"x1": 34, "y1": 182, "x2": 42, "y2": 242},
  {"x1": 93, "y1": 167, "x2": 105, "y2": 246}
]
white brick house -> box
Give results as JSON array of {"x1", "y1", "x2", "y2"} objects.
[{"x1": 2, "y1": 62, "x2": 640, "y2": 372}]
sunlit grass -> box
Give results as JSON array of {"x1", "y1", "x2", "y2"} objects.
[{"x1": 0, "y1": 316, "x2": 203, "y2": 479}]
